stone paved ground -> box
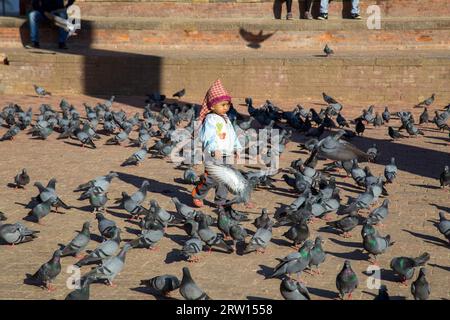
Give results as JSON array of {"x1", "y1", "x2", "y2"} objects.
[{"x1": 0, "y1": 94, "x2": 448, "y2": 300}]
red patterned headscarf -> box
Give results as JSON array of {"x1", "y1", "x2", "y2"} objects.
[{"x1": 198, "y1": 79, "x2": 232, "y2": 123}]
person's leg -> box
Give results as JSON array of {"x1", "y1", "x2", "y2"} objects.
[
  {"x1": 318, "y1": 0, "x2": 329, "y2": 19},
  {"x1": 191, "y1": 173, "x2": 216, "y2": 207},
  {"x1": 28, "y1": 10, "x2": 44, "y2": 45},
  {"x1": 351, "y1": 0, "x2": 361, "y2": 19},
  {"x1": 286, "y1": 0, "x2": 293, "y2": 19},
  {"x1": 53, "y1": 11, "x2": 69, "y2": 46},
  {"x1": 305, "y1": 0, "x2": 314, "y2": 19}
]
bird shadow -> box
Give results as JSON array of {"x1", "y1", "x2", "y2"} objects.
[
  {"x1": 428, "y1": 263, "x2": 450, "y2": 272},
  {"x1": 328, "y1": 238, "x2": 363, "y2": 249},
  {"x1": 362, "y1": 268, "x2": 399, "y2": 284},
  {"x1": 71, "y1": 205, "x2": 94, "y2": 213},
  {"x1": 63, "y1": 141, "x2": 96, "y2": 149},
  {"x1": 257, "y1": 264, "x2": 274, "y2": 278},
  {"x1": 326, "y1": 249, "x2": 368, "y2": 261},
  {"x1": 402, "y1": 229, "x2": 448, "y2": 247},
  {"x1": 6, "y1": 183, "x2": 21, "y2": 189},
  {"x1": 361, "y1": 290, "x2": 406, "y2": 300},
  {"x1": 410, "y1": 184, "x2": 442, "y2": 190},
  {"x1": 164, "y1": 249, "x2": 185, "y2": 264},
  {"x1": 430, "y1": 203, "x2": 450, "y2": 213},
  {"x1": 129, "y1": 287, "x2": 178, "y2": 300},
  {"x1": 116, "y1": 171, "x2": 191, "y2": 204},
  {"x1": 90, "y1": 233, "x2": 104, "y2": 243},
  {"x1": 173, "y1": 177, "x2": 190, "y2": 185},
  {"x1": 124, "y1": 226, "x2": 141, "y2": 236},
  {"x1": 246, "y1": 296, "x2": 274, "y2": 300},
  {"x1": 105, "y1": 209, "x2": 130, "y2": 220},
  {"x1": 166, "y1": 233, "x2": 189, "y2": 246},
  {"x1": 308, "y1": 287, "x2": 339, "y2": 299},
  {"x1": 317, "y1": 226, "x2": 341, "y2": 236},
  {"x1": 270, "y1": 237, "x2": 293, "y2": 248}
]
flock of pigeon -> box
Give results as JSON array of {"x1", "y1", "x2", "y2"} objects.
[{"x1": 0, "y1": 85, "x2": 449, "y2": 300}]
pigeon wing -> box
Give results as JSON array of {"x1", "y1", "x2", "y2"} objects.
[{"x1": 205, "y1": 164, "x2": 247, "y2": 196}]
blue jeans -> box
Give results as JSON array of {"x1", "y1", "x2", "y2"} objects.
[
  {"x1": 320, "y1": 0, "x2": 359, "y2": 15},
  {"x1": 28, "y1": 10, "x2": 69, "y2": 43}
]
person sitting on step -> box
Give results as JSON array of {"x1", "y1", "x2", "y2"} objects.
[
  {"x1": 27, "y1": 0, "x2": 75, "y2": 49},
  {"x1": 317, "y1": 0, "x2": 361, "y2": 20}
]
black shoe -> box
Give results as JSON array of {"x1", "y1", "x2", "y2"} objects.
[
  {"x1": 58, "y1": 42, "x2": 68, "y2": 49},
  {"x1": 25, "y1": 41, "x2": 40, "y2": 49},
  {"x1": 317, "y1": 13, "x2": 328, "y2": 20},
  {"x1": 351, "y1": 13, "x2": 362, "y2": 19}
]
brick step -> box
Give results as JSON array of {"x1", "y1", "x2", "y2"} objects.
[
  {"x1": 69, "y1": 0, "x2": 450, "y2": 18},
  {"x1": 1, "y1": 16, "x2": 450, "y2": 50},
  {"x1": 1, "y1": 47, "x2": 449, "y2": 104}
]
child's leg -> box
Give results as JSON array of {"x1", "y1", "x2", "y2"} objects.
[
  {"x1": 214, "y1": 183, "x2": 228, "y2": 206},
  {"x1": 286, "y1": 0, "x2": 293, "y2": 19},
  {"x1": 191, "y1": 174, "x2": 216, "y2": 206}
]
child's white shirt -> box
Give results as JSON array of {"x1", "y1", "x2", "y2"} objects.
[{"x1": 200, "y1": 113, "x2": 242, "y2": 156}]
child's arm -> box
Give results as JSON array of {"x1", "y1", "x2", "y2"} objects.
[{"x1": 200, "y1": 117, "x2": 218, "y2": 155}]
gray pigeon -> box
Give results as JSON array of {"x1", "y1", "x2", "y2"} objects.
[
  {"x1": 183, "y1": 167, "x2": 199, "y2": 185},
  {"x1": 323, "y1": 44, "x2": 334, "y2": 56},
  {"x1": 140, "y1": 274, "x2": 180, "y2": 297},
  {"x1": 33, "y1": 84, "x2": 52, "y2": 97},
  {"x1": 182, "y1": 235, "x2": 205, "y2": 263},
  {"x1": 14, "y1": 169, "x2": 30, "y2": 188},
  {"x1": 1, "y1": 125, "x2": 20, "y2": 141},
  {"x1": 341, "y1": 186, "x2": 375, "y2": 214},
  {"x1": 60, "y1": 221, "x2": 91, "y2": 258},
  {"x1": 89, "y1": 187, "x2": 108, "y2": 213},
  {"x1": 390, "y1": 253, "x2": 430, "y2": 284},
  {"x1": 82, "y1": 243, "x2": 132, "y2": 286},
  {"x1": 243, "y1": 223, "x2": 273, "y2": 254},
  {"x1": 76, "y1": 171, "x2": 118, "y2": 193},
  {"x1": 33, "y1": 178, "x2": 70, "y2": 213},
  {"x1": 26, "y1": 249, "x2": 61, "y2": 291},
  {"x1": 362, "y1": 230, "x2": 394, "y2": 264},
  {"x1": 282, "y1": 216, "x2": 310, "y2": 248},
  {"x1": 129, "y1": 225, "x2": 165, "y2": 250},
  {"x1": 179, "y1": 267, "x2": 211, "y2": 300},
  {"x1": 197, "y1": 215, "x2": 234, "y2": 253},
  {"x1": 384, "y1": 158, "x2": 398, "y2": 184},
  {"x1": 367, "y1": 199, "x2": 390, "y2": 226},
  {"x1": 280, "y1": 278, "x2": 311, "y2": 300},
  {"x1": 269, "y1": 240, "x2": 313, "y2": 279},
  {"x1": 411, "y1": 267, "x2": 430, "y2": 300},
  {"x1": 326, "y1": 211, "x2": 359, "y2": 238},
  {"x1": 171, "y1": 197, "x2": 196, "y2": 221},
  {"x1": 75, "y1": 228, "x2": 121, "y2": 267},
  {"x1": 437, "y1": 211, "x2": 450, "y2": 243},
  {"x1": 122, "y1": 144, "x2": 148, "y2": 166},
  {"x1": 95, "y1": 212, "x2": 117, "y2": 239},
  {"x1": 28, "y1": 199, "x2": 53, "y2": 223},
  {"x1": 0, "y1": 222, "x2": 39, "y2": 245},
  {"x1": 336, "y1": 260, "x2": 358, "y2": 300},
  {"x1": 315, "y1": 130, "x2": 370, "y2": 162},
  {"x1": 253, "y1": 208, "x2": 272, "y2": 229},
  {"x1": 65, "y1": 277, "x2": 93, "y2": 300},
  {"x1": 308, "y1": 236, "x2": 326, "y2": 274},
  {"x1": 415, "y1": 93, "x2": 435, "y2": 108}
]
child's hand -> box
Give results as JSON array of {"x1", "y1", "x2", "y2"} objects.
[
  {"x1": 234, "y1": 152, "x2": 240, "y2": 160},
  {"x1": 214, "y1": 151, "x2": 222, "y2": 159}
]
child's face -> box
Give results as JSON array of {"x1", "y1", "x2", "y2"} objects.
[{"x1": 211, "y1": 101, "x2": 230, "y2": 115}]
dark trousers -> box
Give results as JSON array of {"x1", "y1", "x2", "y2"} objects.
[{"x1": 192, "y1": 172, "x2": 228, "y2": 205}]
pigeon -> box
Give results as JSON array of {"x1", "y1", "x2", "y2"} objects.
[
  {"x1": 33, "y1": 178, "x2": 70, "y2": 213},
  {"x1": 13, "y1": 169, "x2": 30, "y2": 189},
  {"x1": 390, "y1": 253, "x2": 430, "y2": 284},
  {"x1": 269, "y1": 240, "x2": 313, "y2": 279},
  {"x1": 362, "y1": 230, "x2": 394, "y2": 264},
  {"x1": 75, "y1": 122, "x2": 96, "y2": 148},
  {"x1": 171, "y1": 197, "x2": 196, "y2": 221},
  {"x1": 440, "y1": 165, "x2": 449, "y2": 188},
  {"x1": 0, "y1": 222, "x2": 39, "y2": 245},
  {"x1": 411, "y1": 268, "x2": 430, "y2": 300},
  {"x1": 367, "y1": 199, "x2": 389, "y2": 226},
  {"x1": 355, "y1": 118, "x2": 365, "y2": 136},
  {"x1": 65, "y1": 278, "x2": 93, "y2": 300},
  {"x1": 173, "y1": 88, "x2": 185, "y2": 99},
  {"x1": 197, "y1": 215, "x2": 234, "y2": 253},
  {"x1": 336, "y1": 260, "x2": 358, "y2": 300},
  {"x1": 140, "y1": 274, "x2": 181, "y2": 297},
  {"x1": 33, "y1": 84, "x2": 52, "y2": 97},
  {"x1": 95, "y1": 212, "x2": 118, "y2": 239},
  {"x1": 60, "y1": 221, "x2": 91, "y2": 258},
  {"x1": 75, "y1": 228, "x2": 121, "y2": 267},
  {"x1": 322, "y1": 92, "x2": 339, "y2": 104},
  {"x1": 28, "y1": 199, "x2": 53, "y2": 223},
  {"x1": 323, "y1": 44, "x2": 334, "y2": 56},
  {"x1": 388, "y1": 126, "x2": 405, "y2": 140},
  {"x1": 204, "y1": 163, "x2": 257, "y2": 206},
  {"x1": 88, "y1": 187, "x2": 108, "y2": 213},
  {"x1": 280, "y1": 278, "x2": 311, "y2": 300},
  {"x1": 128, "y1": 225, "x2": 165, "y2": 250},
  {"x1": 373, "y1": 112, "x2": 384, "y2": 127},
  {"x1": 282, "y1": 216, "x2": 310, "y2": 248},
  {"x1": 182, "y1": 167, "x2": 199, "y2": 185},
  {"x1": 415, "y1": 93, "x2": 435, "y2": 108},
  {"x1": 217, "y1": 208, "x2": 239, "y2": 239},
  {"x1": 243, "y1": 223, "x2": 273, "y2": 254},
  {"x1": 182, "y1": 235, "x2": 204, "y2": 263},
  {"x1": 405, "y1": 122, "x2": 424, "y2": 137},
  {"x1": 366, "y1": 144, "x2": 379, "y2": 162},
  {"x1": 382, "y1": 107, "x2": 390, "y2": 123},
  {"x1": 26, "y1": 250, "x2": 61, "y2": 291},
  {"x1": 122, "y1": 144, "x2": 148, "y2": 166},
  {"x1": 373, "y1": 285, "x2": 390, "y2": 300},
  {"x1": 308, "y1": 236, "x2": 326, "y2": 274},
  {"x1": 149, "y1": 199, "x2": 180, "y2": 227},
  {"x1": 419, "y1": 108, "x2": 429, "y2": 124},
  {"x1": 336, "y1": 113, "x2": 350, "y2": 128},
  {"x1": 384, "y1": 158, "x2": 398, "y2": 184},
  {"x1": 0, "y1": 212, "x2": 7, "y2": 221},
  {"x1": 82, "y1": 243, "x2": 132, "y2": 286},
  {"x1": 0, "y1": 125, "x2": 20, "y2": 141},
  {"x1": 437, "y1": 211, "x2": 450, "y2": 243},
  {"x1": 76, "y1": 171, "x2": 118, "y2": 194},
  {"x1": 326, "y1": 211, "x2": 359, "y2": 238},
  {"x1": 179, "y1": 267, "x2": 211, "y2": 300},
  {"x1": 315, "y1": 130, "x2": 370, "y2": 162},
  {"x1": 253, "y1": 208, "x2": 272, "y2": 229}
]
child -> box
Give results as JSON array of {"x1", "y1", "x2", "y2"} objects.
[{"x1": 191, "y1": 79, "x2": 242, "y2": 208}]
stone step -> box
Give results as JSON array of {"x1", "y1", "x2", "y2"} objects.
[
  {"x1": 1, "y1": 16, "x2": 450, "y2": 50},
  {"x1": 1, "y1": 47, "x2": 449, "y2": 104},
  {"x1": 69, "y1": 0, "x2": 450, "y2": 19}
]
